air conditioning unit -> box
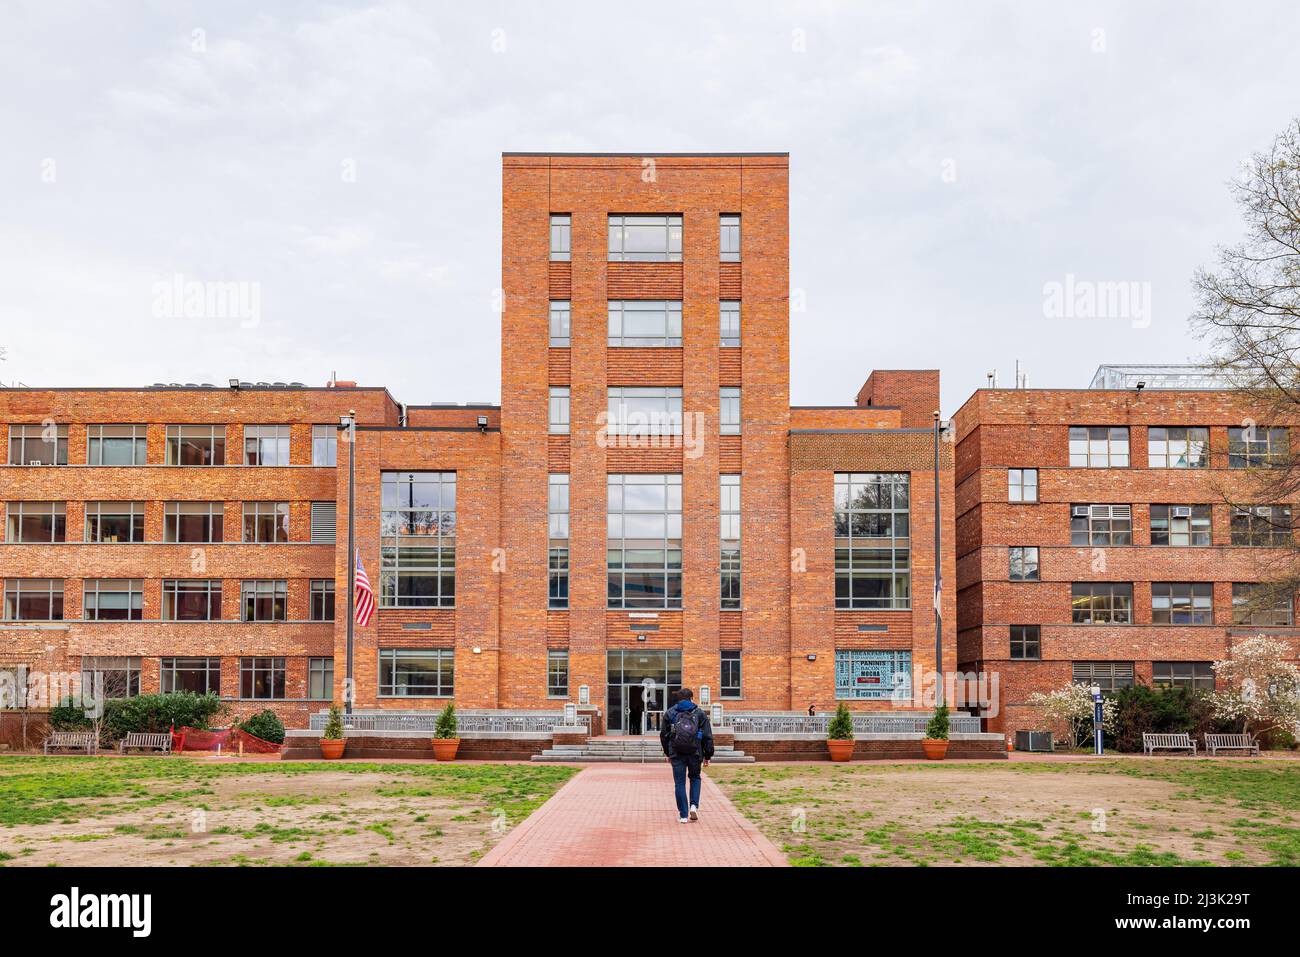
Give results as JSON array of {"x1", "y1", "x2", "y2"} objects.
[
  {"x1": 1072, "y1": 506, "x2": 1090, "y2": 517},
  {"x1": 1255, "y1": 506, "x2": 1272, "y2": 517},
  {"x1": 1172, "y1": 506, "x2": 1193, "y2": 518},
  {"x1": 1015, "y1": 730, "x2": 1054, "y2": 752}
]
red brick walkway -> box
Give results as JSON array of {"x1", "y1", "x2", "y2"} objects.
[{"x1": 478, "y1": 764, "x2": 788, "y2": 867}]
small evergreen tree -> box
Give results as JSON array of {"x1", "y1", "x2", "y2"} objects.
[
  {"x1": 322, "y1": 704, "x2": 344, "y2": 740},
  {"x1": 827, "y1": 703, "x2": 854, "y2": 740},
  {"x1": 925, "y1": 704, "x2": 950, "y2": 740},
  {"x1": 434, "y1": 702, "x2": 458, "y2": 739}
]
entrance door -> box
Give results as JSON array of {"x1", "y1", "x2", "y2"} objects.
[{"x1": 606, "y1": 650, "x2": 682, "y2": 735}]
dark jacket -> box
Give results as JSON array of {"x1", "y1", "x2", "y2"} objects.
[{"x1": 659, "y1": 700, "x2": 715, "y2": 760}]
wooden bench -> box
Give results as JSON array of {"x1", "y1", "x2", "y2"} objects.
[
  {"x1": 119, "y1": 732, "x2": 173, "y2": 754},
  {"x1": 43, "y1": 731, "x2": 98, "y2": 755},
  {"x1": 1142, "y1": 732, "x2": 1197, "y2": 755},
  {"x1": 1204, "y1": 733, "x2": 1259, "y2": 757}
]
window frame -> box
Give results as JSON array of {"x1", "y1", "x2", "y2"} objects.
[
  {"x1": 160, "y1": 656, "x2": 222, "y2": 695},
  {"x1": 606, "y1": 387, "x2": 683, "y2": 437},
  {"x1": 607, "y1": 214, "x2": 682, "y2": 262},
  {"x1": 1068, "y1": 426, "x2": 1130, "y2": 468},
  {"x1": 546, "y1": 650, "x2": 569, "y2": 698},
  {"x1": 164, "y1": 501, "x2": 224, "y2": 543},
  {"x1": 1009, "y1": 624, "x2": 1041, "y2": 660},
  {"x1": 240, "y1": 579, "x2": 288, "y2": 623},
  {"x1": 309, "y1": 579, "x2": 335, "y2": 621},
  {"x1": 239, "y1": 656, "x2": 286, "y2": 700},
  {"x1": 1228, "y1": 426, "x2": 1288, "y2": 468},
  {"x1": 1152, "y1": 661, "x2": 1215, "y2": 691},
  {"x1": 607, "y1": 300, "x2": 683, "y2": 347},
  {"x1": 1151, "y1": 582, "x2": 1214, "y2": 625},
  {"x1": 1008, "y1": 546, "x2": 1040, "y2": 581},
  {"x1": 550, "y1": 214, "x2": 571, "y2": 262},
  {"x1": 1070, "y1": 504, "x2": 1132, "y2": 546},
  {"x1": 311, "y1": 424, "x2": 338, "y2": 467},
  {"x1": 549, "y1": 300, "x2": 571, "y2": 347},
  {"x1": 1150, "y1": 504, "x2": 1212, "y2": 547},
  {"x1": 8, "y1": 424, "x2": 68, "y2": 466},
  {"x1": 2, "y1": 578, "x2": 64, "y2": 621},
  {"x1": 6, "y1": 501, "x2": 66, "y2": 543},
  {"x1": 834, "y1": 473, "x2": 912, "y2": 610},
  {"x1": 720, "y1": 300, "x2": 741, "y2": 347},
  {"x1": 719, "y1": 214, "x2": 741, "y2": 262},
  {"x1": 161, "y1": 579, "x2": 223, "y2": 621},
  {"x1": 1070, "y1": 582, "x2": 1134, "y2": 624},
  {"x1": 86, "y1": 424, "x2": 147, "y2": 466},
  {"x1": 720, "y1": 649, "x2": 742, "y2": 698},
  {"x1": 308, "y1": 657, "x2": 334, "y2": 700},
  {"x1": 165, "y1": 425, "x2": 225, "y2": 466},
  {"x1": 1008, "y1": 468, "x2": 1038, "y2": 503},
  {"x1": 85, "y1": 501, "x2": 145, "y2": 543},
  {"x1": 242, "y1": 501, "x2": 290, "y2": 543},
  {"x1": 606, "y1": 473, "x2": 683, "y2": 610},
  {"x1": 834, "y1": 649, "x2": 913, "y2": 700},
  {"x1": 243, "y1": 425, "x2": 291, "y2": 466},
  {"x1": 379, "y1": 471, "x2": 456, "y2": 609},
  {"x1": 377, "y1": 648, "x2": 454, "y2": 698},
  {"x1": 1147, "y1": 426, "x2": 1209, "y2": 469},
  {"x1": 549, "y1": 387, "x2": 570, "y2": 435},
  {"x1": 1230, "y1": 505, "x2": 1293, "y2": 546},
  {"x1": 82, "y1": 578, "x2": 144, "y2": 621}
]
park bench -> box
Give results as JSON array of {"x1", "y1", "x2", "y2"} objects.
[
  {"x1": 43, "y1": 731, "x2": 98, "y2": 755},
  {"x1": 1204, "y1": 733, "x2": 1259, "y2": 757},
  {"x1": 1142, "y1": 732, "x2": 1197, "y2": 755},
  {"x1": 119, "y1": 732, "x2": 173, "y2": 754}
]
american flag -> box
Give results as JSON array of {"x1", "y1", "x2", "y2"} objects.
[{"x1": 354, "y1": 551, "x2": 374, "y2": 627}]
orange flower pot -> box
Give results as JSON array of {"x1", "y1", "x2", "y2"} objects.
[
  {"x1": 827, "y1": 739, "x2": 855, "y2": 762},
  {"x1": 432, "y1": 738, "x2": 461, "y2": 761},
  {"x1": 319, "y1": 739, "x2": 346, "y2": 760},
  {"x1": 921, "y1": 738, "x2": 949, "y2": 760}
]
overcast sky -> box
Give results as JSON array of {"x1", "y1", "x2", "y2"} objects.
[{"x1": 1, "y1": 1, "x2": 1296, "y2": 412}]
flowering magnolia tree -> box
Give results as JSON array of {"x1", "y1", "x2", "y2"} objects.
[
  {"x1": 1210, "y1": 636, "x2": 1300, "y2": 739},
  {"x1": 1026, "y1": 682, "x2": 1117, "y2": 749}
]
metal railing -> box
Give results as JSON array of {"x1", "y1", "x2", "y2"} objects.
[
  {"x1": 308, "y1": 710, "x2": 590, "y2": 734},
  {"x1": 725, "y1": 711, "x2": 982, "y2": 735}
]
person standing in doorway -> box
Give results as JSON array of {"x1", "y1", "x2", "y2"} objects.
[{"x1": 659, "y1": 688, "x2": 714, "y2": 823}]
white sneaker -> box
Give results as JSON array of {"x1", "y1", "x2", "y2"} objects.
[
  {"x1": 689, "y1": 806, "x2": 699, "y2": 821},
  {"x1": 678, "y1": 816, "x2": 689, "y2": 824}
]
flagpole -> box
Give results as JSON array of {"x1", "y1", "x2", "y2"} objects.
[
  {"x1": 343, "y1": 410, "x2": 356, "y2": 717},
  {"x1": 933, "y1": 410, "x2": 943, "y2": 708}
]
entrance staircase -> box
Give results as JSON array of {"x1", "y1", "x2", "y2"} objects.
[{"x1": 532, "y1": 735, "x2": 754, "y2": 763}]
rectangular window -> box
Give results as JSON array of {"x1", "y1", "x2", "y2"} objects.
[
  {"x1": 1150, "y1": 505, "x2": 1212, "y2": 546},
  {"x1": 1151, "y1": 582, "x2": 1213, "y2": 625},
  {"x1": 308, "y1": 657, "x2": 334, "y2": 699},
  {"x1": 243, "y1": 502, "x2": 290, "y2": 543},
  {"x1": 1148, "y1": 427, "x2": 1209, "y2": 468},
  {"x1": 312, "y1": 425, "x2": 337, "y2": 467},
  {"x1": 83, "y1": 579, "x2": 143, "y2": 621},
  {"x1": 1231, "y1": 505, "x2": 1292, "y2": 545},
  {"x1": 549, "y1": 474, "x2": 569, "y2": 609},
  {"x1": 6, "y1": 502, "x2": 66, "y2": 543},
  {"x1": 550, "y1": 214, "x2": 571, "y2": 261},
  {"x1": 164, "y1": 502, "x2": 224, "y2": 543},
  {"x1": 549, "y1": 301, "x2": 571, "y2": 347},
  {"x1": 720, "y1": 388, "x2": 741, "y2": 435},
  {"x1": 1008, "y1": 546, "x2": 1039, "y2": 581},
  {"x1": 1228, "y1": 426, "x2": 1288, "y2": 468},
  {"x1": 239, "y1": 657, "x2": 286, "y2": 699},
  {"x1": 608, "y1": 300, "x2": 683, "y2": 347},
  {"x1": 1071, "y1": 661, "x2": 1134, "y2": 691},
  {"x1": 380, "y1": 471, "x2": 456, "y2": 608},
  {"x1": 720, "y1": 649, "x2": 742, "y2": 698},
  {"x1": 3, "y1": 579, "x2": 63, "y2": 621},
  {"x1": 310, "y1": 580, "x2": 335, "y2": 621},
  {"x1": 608, "y1": 214, "x2": 682, "y2": 262},
  {"x1": 241, "y1": 580, "x2": 287, "y2": 622},
  {"x1": 160, "y1": 657, "x2": 221, "y2": 695},
  {"x1": 1009, "y1": 625, "x2": 1040, "y2": 660},
  {"x1": 162, "y1": 580, "x2": 222, "y2": 621},
  {"x1": 1008, "y1": 468, "x2": 1038, "y2": 503},
  {"x1": 1152, "y1": 661, "x2": 1215, "y2": 692},
  {"x1": 1068, "y1": 426, "x2": 1129, "y2": 468},
  {"x1": 547, "y1": 650, "x2": 569, "y2": 698},
  {"x1": 834, "y1": 473, "x2": 911, "y2": 609},
  {"x1": 721, "y1": 474, "x2": 741, "y2": 610},
  {"x1": 719, "y1": 214, "x2": 740, "y2": 262},
  {"x1": 8, "y1": 424, "x2": 67, "y2": 466},
  {"x1": 81, "y1": 656, "x2": 140, "y2": 698},
  {"x1": 85, "y1": 501, "x2": 145, "y2": 543},
  {"x1": 165, "y1": 425, "x2": 225, "y2": 466},
  {"x1": 607, "y1": 473, "x2": 682, "y2": 610},
  {"x1": 720, "y1": 300, "x2": 740, "y2": 347},
  {"x1": 835, "y1": 650, "x2": 913, "y2": 700},
  {"x1": 1232, "y1": 583, "x2": 1294, "y2": 625},
  {"x1": 1070, "y1": 582, "x2": 1133, "y2": 624},
  {"x1": 87, "y1": 424, "x2": 147, "y2": 465},
  {"x1": 1070, "y1": 504, "x2": 1132, "y2": 546},
  {"x1": 549, "y1": 387, "x2": 570, "y2": 435},
  {"x1": 606, "y1": 387, "x2": 682, "y2": 436},
  {"x1": 244, "y1": 425, "x2": 290, "y2": 466},
  {"x1": 310, "y1": 502, "x2": 336, "y2": 543},
  {"x1": 378, "y1": 648, "x2": 454, "y2": 697}
]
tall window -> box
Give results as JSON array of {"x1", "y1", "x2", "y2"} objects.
[
  {"x1": 166, "y1": 425, "x2": 225, "y2": 466},
  {"x1": 1008, "y1": 546, "x2": 1039, "y2": 581},
  {"x1": 550, "y1": 214, "x2": 571, "y2": 261},
  {"x1": 310, "y1": 580, "x2": 335, "y2": 621},
  {"x1": 1152, "y1": 662, "x2": 1214, "y2": 692},
  {"x1": 547, "y1": 650, "x2": 569, "y2": 698},
  {"x1": 162, "y1": 580, "x2": 222, "y2": 621},
  {"x1": 312, "y1": 424, "x2": 337, "y2": 466},
  {"x1": 607, "y1": 474, "x2": 682, "y2": 609},
  {"x1": 380, "y1": 471, "x2": 456, "y2": 608},
  {"x1": 720, "y1": 650, "x2": 742, "y2": 698},
  {"x1": 243, "y1": 502, "x2": 290, "y2": 543},
  {"x1": 1151, "y1": 583, "x2": 1213, "y2": 625},
  {"x1": 83, "y1": 579, "x2": 143, "y2": 621},
  {"x1": 835, "y1": 650, "x2": 913, "y2": 700},
  {"x1": 549, "y1": 300, "x2": 571, "y2": 347},
  {"x1": 161, "y1": 657, "x2": 221, "y2": 695},
  {"x1": 720, "y1": 214, "x2": 740, "y2": 262},
  {"x1": 720, "y1": 300, "x2": 740, "y2": 347},
  {"x1": 81, "y1": 656, "x2": 140, "y2": 698},
  {"x1": 606, "y1": 387, "x2": 682, "y2": 436},
  {"x1": 1072, "y1": 661, "x2": 1134, "y2": 691},
  {"x1": 1230, "y1": 505, "x2": 1292, "y2": 545},
  {"x1": 240, "y1": 657, "x2": 286, "y2": 699},
  {"x1": 1147, "y1": 427, "x2": 1208, "y2": 468},
  {"x1": 1068, "y1": 426, "x2": 1129, "y2": 467},
  {"x1": 308, "y1": 657, "x2": 334, "y2": 699},
  {"x1": 549, "y1": 388, "x2": 570, "y2": 435},
  {"x1": 1070, "y1": 504, "x2": 1131, "y2": 546},
  {"x1": 834, "y1": 473, "x2": 911, "y2": 609},
  {"x1": 720, "y1": 388, "x2": 741, "y2": 435},
  {"x1": 378, "y1": 648, "x2": 454, "y2": 697},
  {"x1": 1071, "y1": 583, "x2": 1133, "y2": 624},
  {"x1": 8, "y1": 424, "x2": 67, "y2": 465},
  {"x1": 244, "y1": 425, "x2": 290, "y2": 466},
  {"x1": 86, "y1": 501, "x2": 145, "y2": 543},
  {"x1": 1231, "y1": 583, "x2": 1293, "y2": 625},
  {"x1": 1008, "y1": 468, "x2": 1038, "y2": 503},
  {"x1": 3, "y1": 579, "x2": 63, "y2": 621},
  {"x1": 1009, "y1": 625, "x2": 1040, "y2": 660},
  {"x1": 608, "y1": 300, "x2": 683, "y2": 347},
  {"x1": 549, "y1": 474, "x2": 569, "y2": 609},
  {"x1": 1228, "y1": 426, "x2": 1288, "y2": 467},
  {"x1": 608, "y1": 214, "x2": 682, "y2": 262},
  {"x1": 164, "y1": 502, "x2": 224, "y2": 543},
  {"x1": 720, "y1": 475, "x2": 741, "y2": 610},
  {"x1": 6, "y1": 502, "x2": 65, "y2": 543},
  {"x1": 87, "y1": 425, "x2": 147, "y2": 465},
  {"x1": 241, "y1": 580, "x2": 287, "y2": 622},
  {"x1": 1150, "y1": 505, "x2": 1212, "y2": 546}
]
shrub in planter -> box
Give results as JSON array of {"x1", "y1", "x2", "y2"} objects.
[
  {"x1": 922, "y1": 705, "x2": 950, "y2": 760},
  {"x1": 432, "y1": 702, "x2": 459, "y2": 761},
  {"x1": 236, "y1": 709, "x2": 286, "y2": 745},
  {"x1": 826, "y1": 703, "x2": 855, "y2": 762},
  {"x1": 319, "y1": 704, "x2": 346, "y2": 759}
]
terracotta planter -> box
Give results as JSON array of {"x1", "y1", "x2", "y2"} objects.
[
  {"x1": 826, "y1": 739, "x2": 855, "y2": 762},
  {"x1": 921, "y1": 738, "x2": 950, "y2": 760},
  {"x1": 432, "y1": 737, "x2": 460, "y2": 761},
  {"x1": 319, "y1": 738, "x2": 346, "y2": 760}
]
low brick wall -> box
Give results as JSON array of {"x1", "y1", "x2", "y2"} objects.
[
  {"x1": 281, "y1": 730, "x2": 551, "y2": 762},
  {"x1": 735, "y1": 733, "x2": 1008, "y2": 762},
  {"x1": 0, "y1": 710, "x2": 51, "y2": 751}
]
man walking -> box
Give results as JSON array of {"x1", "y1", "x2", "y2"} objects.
[{"x1": 659, "y1": 688, "x2": 714, "y2": 823}]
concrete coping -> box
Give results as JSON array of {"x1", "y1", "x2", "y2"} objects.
[
  {"x1": 733, "y1": 731, "x2": 1005, "y2": 742},
  {"x1": 284, "y1": 729, "x2": 553, "y2": 741}
]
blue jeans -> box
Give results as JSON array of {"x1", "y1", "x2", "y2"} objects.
[{"x1": 670, "y1": 754, "x2": 702, "y2": 818}]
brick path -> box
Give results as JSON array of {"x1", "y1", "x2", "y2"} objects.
[{"x1": 478, "y1": 764, "x2": 788, "y2": 867}]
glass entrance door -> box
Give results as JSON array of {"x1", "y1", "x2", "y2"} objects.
[{"x1": 606, "y1": 649, "x2": 681, "y2": 735}]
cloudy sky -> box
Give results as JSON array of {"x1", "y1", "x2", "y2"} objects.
[{"x1": 1, "y1": 1, "x2": 1295, "y2": 412}]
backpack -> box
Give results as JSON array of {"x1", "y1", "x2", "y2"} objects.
[{"x1": 670, "y1": 706, "x2": 703, "y2": 754}]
